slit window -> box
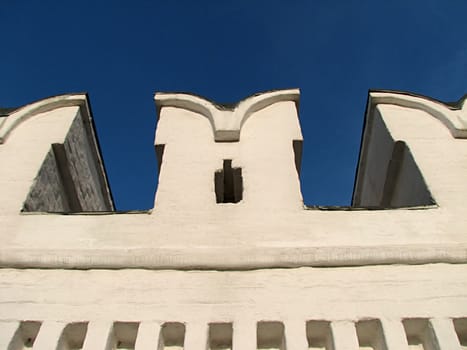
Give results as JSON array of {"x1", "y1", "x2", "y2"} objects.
[{"x1": 215, "y1": 160, "x2": 243, "y2": 203}]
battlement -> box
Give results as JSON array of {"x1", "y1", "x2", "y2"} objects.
[
  {"x1": 0, "y1": 90, "x2": 466, "y2": 270},
  {"x1": 154, "y1": 89, "x2": 303, "y2": 212},
  {"x1": 1, "y1": 89, "x2": 467, "y2": 350},
  {"x1": 0, "y1": 94, "x2": 114, "y2": 213}
]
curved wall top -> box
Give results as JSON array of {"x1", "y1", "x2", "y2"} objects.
[
  {"x1": 352, "y1": 90, "x2": 467, "y2": 207},
  {"x1": 0, "y1": 94, "x2": 96, "y2": 144},
  {"x1": 154, "y1": 89, "x2": 300, "y2": 141},
  {"x1": 0, "y1": 93, "x2": 115, "y2": 211},
  {"x1": 367, "y1": 90, "x2": 467, "y2": 139}
]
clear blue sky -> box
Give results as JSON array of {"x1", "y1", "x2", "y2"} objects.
[{"x1": 1, "y1": 1, "x2": 466, "y2": 210}]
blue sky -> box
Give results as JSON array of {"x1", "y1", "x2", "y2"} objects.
[{"x1": 1, "y1": 1, "x2": 466, "y2": 210}]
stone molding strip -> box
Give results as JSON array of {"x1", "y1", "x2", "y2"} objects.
[{"x1": 0, "y1": 244, "x2": 466, "y2": 270}]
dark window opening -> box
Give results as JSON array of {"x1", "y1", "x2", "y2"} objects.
[
  {"x1": 257, "y1": 321, "x2": 285, "y2": 350},
  {"x1": 14, "y1": 321, "x2": 42, "y2": 348},
  {"x1": 113, "y1": 322, "x2": 139, "y2": 349},
  {"x1": 209, "y1": 323, "x2": 233, "y2": 350},
  {"x1": 215, "y1": 160, "x2": 243, "y2": 203},
  {"x1": 60, "y1": 322, "x2": 88, "y2": 349},
  {"x1": 159, "y1": 322, "x2": 185, "y2": 350},
  {"x1": 454, "y1": 318, "x2": 467, "y2": 348},
  {"x1": 306, "y1": 320, "x2": 332, "y2": 349}
]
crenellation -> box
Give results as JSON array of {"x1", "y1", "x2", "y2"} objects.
[{"x1": 0, "y1": 89, "x2": 466, "y2": 349}]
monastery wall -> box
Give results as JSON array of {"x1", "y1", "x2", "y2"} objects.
[{"x1": 0, "y1": 89, "x2": 466, "y2": 349}]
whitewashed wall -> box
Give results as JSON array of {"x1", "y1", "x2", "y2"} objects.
[
  {"x1": 0, "y1": 90, "x2": 466, "y2": 349},
  {"x1": 1, "y1": 264, "x2": 467, "y2": 349}
]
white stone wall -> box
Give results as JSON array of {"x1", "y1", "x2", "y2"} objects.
[
  {"x1": 0, "y1": 94, "x2": 113, "y2": 214},
  {"x1": 1, "y1": 91, "x2": 466, "y2": 269},
  {"x1": 0, "y1": 264, "x2": 466, "y2": 349},
  {"x1": 154, "y1": 92, "x2": 303, "y2": 213},
  {"x1": 0, "y1": 90, "x2": 466, "y2": 349}
]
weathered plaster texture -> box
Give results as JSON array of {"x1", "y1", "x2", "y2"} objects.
[
  {"x1": 0, "y1": 90, "x2": 466, "y2": 349},
  {"x1": 0, "y1": 265, "x2": 466, "y2": 349},
  {"x1": 154, "y1": 97, "x2": 303, "y2": 212},
  {"x1": 0, "y1": 91, "x2": 466, "y2": 269}
]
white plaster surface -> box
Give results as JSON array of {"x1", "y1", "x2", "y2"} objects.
[
  {"x1": 154, "y1": 100, "x2": 303, "y2": 212},
  {"x1": 0, "y1": 91, "x2": 466, "y2": 269},
  {"x1": 0, "y1": 105, "x2": 76, "y2": 213},
  {"x1": 1, "y1": 90, "x2": 467, "y2": 349},
  {"x1": 0, "y1": 264, "x2": 466, "y2": 349},
  {"x1": 154, "y1": 89, "x2": 300, "y2": 141}
]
